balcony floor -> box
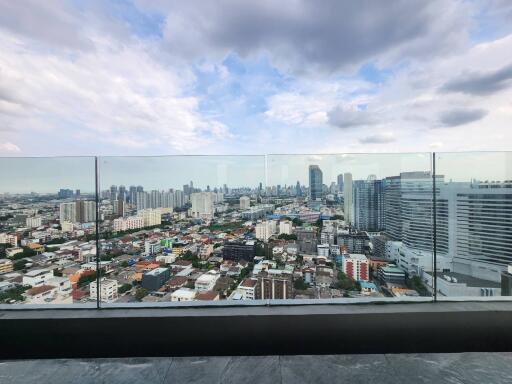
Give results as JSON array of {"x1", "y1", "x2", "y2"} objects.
[{"x1": 1, "y1": 353, "x2": 511, "y2": 384}]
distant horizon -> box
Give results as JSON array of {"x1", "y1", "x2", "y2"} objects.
[{"x1": 1, "y1": 151, "x2": 511, "y2": 194}]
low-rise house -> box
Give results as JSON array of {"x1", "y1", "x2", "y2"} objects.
[
  {"x1": 171, "y1": 287, "x2": 196, "y2": 302},
  {"x1": 195, "y1": 290, "x2": 219, "y2": 301},
  {"x1": 195, "y1": 270, "x2": 220, "y2": 292},
  {"x1": 22, "y1": 269, "x2": 54, "y2": 287},
  {"x1": 236, "y1": 278, "x2": 257, "y2": 300}
]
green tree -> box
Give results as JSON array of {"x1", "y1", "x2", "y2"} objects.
[
  {"x1": 292, "y1": 217, "x2": 304, "y2": 226},
  {"x1": 13, "y1": 259, "x2": 27, "y2": 271},
  {"x1": 335, "y1": 271, "x2": 359, "y2": 291},
  {"x1": 118, "y1": 283, "x2": 132, "y2": 294},
  {"x1": 293, "y1": 278, "x2": 309, "y2": 291},
  {"x1": 135, "y1": 288, "x2": 148, "y2": 301},
  {"x1": 0, "y1": 286, "x2": 28, "y2": 303},
  {"x1": 10, "y1": 247, "x2": 36, "y2": 260},
  {"x1": 77, "y1": 271, "x2": 98, "y2": 288},
  {"x1": 121, "y1": 261, "x2": 129, "y2": 268}
]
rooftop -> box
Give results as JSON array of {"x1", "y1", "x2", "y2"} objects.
[{"x1": 145, "y1": 268, "x2": 169, "y2": 276}]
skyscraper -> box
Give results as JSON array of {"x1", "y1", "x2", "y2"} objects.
[
  {"x1": 59, "y1": 202, "x2": 76, "y2": 223},
  {"x1": 118, "y1": 185, "x2": 126, "y2": 202},
  {"x1": 337, "y1": 174, "x2": 344, "y2": 192},
  {"x1": 353, "y1": 176, "x2": 384, "y2": 232},
  {"x1": 383, "y1": 176, "x2": 402, "y2": 240},
  {"x1": 343, "y1": 173, "x2": 353, "y2": 225},
  {"x1": 128, "y1": 186, "x2": 137, "y2": 204},
  {"x1": 110, "y1": 185, "x2": 118, "y2": 201},
  {"x1": 309, "y1": 165, "x2": 323, "y2": 201}
]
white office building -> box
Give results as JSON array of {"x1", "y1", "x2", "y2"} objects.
[
  {"x1": 240, "y1": 196, "x2": 251, "y2": 210},
  {"x1": 256, "y1": 221, "x2": 276, "y2": 241},
  {"x1": 59, "y1": 202, "x2": 76, "y2": 223},
  {"x1": 137, "y1": 209, "x2": 161, "y2": 227},
  {"x1": 26, "y1": 216, "x2": 42, "y2": 228},
  {"x1": 279, "y1": 220, "x2": 293, "y2": 235},
  {"x1": 190, "y1": 192, "x2": 215, "y2": 219},
  {"x1": 90, "y1": 278, "x2": 118, "y2": 303},
  {"x1": 195, "y1": 270, "x2": 220, "y2": 292},
  {"x1": 23, "y1": 269, "x2": 54, "y2": 287}
]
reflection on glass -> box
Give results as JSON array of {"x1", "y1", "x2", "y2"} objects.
[
  {"x1": 97, "y1": 156, "x2": 266, "y2": 304},
  {"x1": 8, "y1": 152, "x2": 509, "y2": 305},
  {"x1": 266, "y1": 153, "x2": 433, "y2": 301},
  {"x1": 434, "y1": 152, "x2": 512, "y2": 299},
  {"x1": 0, "y1": 157, "x2": 96, "y2": 305}
]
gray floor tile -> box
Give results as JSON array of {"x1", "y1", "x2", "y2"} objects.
[
  {"x1": 280, "y1": 354, "x2": 398, "y2": 384},
  {"x1": 221, "y1": 356, "x2": 281, "y2": 384},
  {"x1": 163, "y1": 356, "x2": 231, "y2": 384},
  {"x1": 0, "y1": 359, "x2": 101, "y2": 384},
  {"x1": 386, "y1": 352, "x2": 512, "y2": 384},
  {"x1": 97, "y1": 357, "x2": 172, "y2": 384}
]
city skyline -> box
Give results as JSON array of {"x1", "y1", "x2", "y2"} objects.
[{"x1": 1, "y1": 152, "x2": 512, "y2": 194}]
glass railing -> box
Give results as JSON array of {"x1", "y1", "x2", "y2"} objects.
[{"x1": 0, "y1": 152, "x2": 511, "y2": 307}]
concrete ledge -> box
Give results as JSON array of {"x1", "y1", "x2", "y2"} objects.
[{"x1": 1, "y1": 302, "x2": 512, "y2": 359}]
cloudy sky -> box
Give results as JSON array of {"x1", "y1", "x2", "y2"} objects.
[{"x1": 1, "y1": 0, "x2": 512, "y2": 158}]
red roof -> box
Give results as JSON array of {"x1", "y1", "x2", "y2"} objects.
[
  {"x1": 240, "y1": 278, "x2": 257, "y2": 288},
  {"x1": 195, "y1": 290, "x2": 219, "y2": 301},
  {"x1": 26, "y1": 285, "x2": 55, "y2": 296}
]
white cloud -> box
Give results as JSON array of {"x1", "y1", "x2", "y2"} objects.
[
  {"x1": 0, "y1": 30, "x2": 229, "y2": 154},
  {"x1": 359, "y1": 132, "x2": 395, "y2": 144},
  {"x1": 0, "y1": 141, "x2": 21, "y2": 153}
]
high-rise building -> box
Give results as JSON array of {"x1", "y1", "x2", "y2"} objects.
[
  {"x1": 113, "y1": 199, "x2": 125, "y2": 218},
  {"x1": 443, "y1": 180, "x2": 512, "y2": 281},
  {"x1": 279, "y1": 220, "x2": 293, "y2": 235},
  {"x1": 337, "y1": 174, "x2": 344, "y2": 192},
  {"x1": 309, "y1": 165, "x2": 323, "y2": 201},
  {"x1": 136, "y1": 191, "x2": 149, "y2": 210},
  {"x1": 149, "y1": 190, "x2": 161, "y2": 209},
  {"x1": 400, "y1": 172, "x2": 447, "y2": 254},
  {"x1": 26, "y1": 216, "x2": 42, "y2": 228},
  {"x1": 118, "y1": 185, "x2": 126, "y2": 202},
  {"x1": 137, "y1": 209, "x2": 162, "y2": 227},
  {"x1": 341, "y1": 254, "x2": 369, "y2": 281},
  {"x1": 383, "y1": 176, "x2": 402, "y2": 241},
  {"x1": 57, "y1": 189, "x2": 74, "y2": 199},
  {"x1": 59, "y1": 202, "x2": 76, "y2": 223},
  {"x1": 128, "y1": 186, "x2": 137, "y2": 203},
  {"x1": 174, "y1": 190, "x2": 185, "y2": 208},
  {"x1": 75, "y1": 200, "x2": 96, "y2": 223},
  {"x1": 343, "y1": 173, "x2": 353, "y2": 225},
  {"x1": 255, "y1": 221, "x2": 276, "y2": 241},
  {"x1": 110, "y1": 185, "x2": 118, "y2": 201},
  {"x1": 113, "y1": 216, "x2": 144, "y2": 232},
  {"x1": 190, "y1": 192, "x2": 215, "y2": 219},
  {"x1": 161, "y1": 190, "x2": 175, "y2": 209},
  {"x1": 240, "y1": 196, "x2": 251, "y2": 210},
  {"x1": 295, "y1": 181, "x2": 302, "y2": 197},
  {"x1": 353, "y1": 176, "x2": 384, "y2": 232}
]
